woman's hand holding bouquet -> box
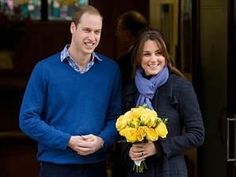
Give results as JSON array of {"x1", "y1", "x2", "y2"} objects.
[{"x1": 116, "y1": 105, "x2": 168, "y2": 173}]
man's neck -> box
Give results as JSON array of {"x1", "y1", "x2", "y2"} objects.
[{"x1": 68, "y1": 46, "x2": 92, "y2": 69}]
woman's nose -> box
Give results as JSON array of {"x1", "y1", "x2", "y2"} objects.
[{"x1": 150, "y1": 54, "x2": 157, "y2": 61}]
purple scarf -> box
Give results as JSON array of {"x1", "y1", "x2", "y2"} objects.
[{"x1": 135, "y1": 66, "x2": 169, "y2": 109}]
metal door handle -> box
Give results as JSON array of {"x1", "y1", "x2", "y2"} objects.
[{"x1": 227, "y1": 118, "x2": 236, "y2": 162}]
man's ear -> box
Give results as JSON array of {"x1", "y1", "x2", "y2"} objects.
[{"x1": 70, "y1": 22, "x2": 76, "y2": 33}]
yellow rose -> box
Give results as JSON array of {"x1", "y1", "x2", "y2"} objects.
[
  {"x1": 116, "y1": 115, "x2": 127, "y2": 131},
  {"x1": 136, "y1": 127, "x2": 146, "y2": 142},
  {"x1": 140, "y1": 108, "x2": 158, "y2": 126},
  {"x1": 131, "y1": 106, "x2": 145, "y2": 119},
  {"x1": 120, "y1": 127, "x2": 138, "y2": 143},
  {"x1": 123, "y1": 111, "x2": 134, "y2": 124},
  {"x1": 144, "y1": 127, "x2": 159, "y2": 141},
  {"x1": 155, "y1": 122, "x2": 168, "y2": 138}
]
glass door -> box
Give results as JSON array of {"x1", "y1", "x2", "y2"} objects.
[{"x1": 48, "y1": 0, "x2": 89, "y2": 20}]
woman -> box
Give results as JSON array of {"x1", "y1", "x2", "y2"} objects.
[{"x1": 120, "y1": 29, "x2": 205, "y2": 177}]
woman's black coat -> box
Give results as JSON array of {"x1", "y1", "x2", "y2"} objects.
[{"x1": 119, "y1": 74, "x2": 205, "y2": 177}]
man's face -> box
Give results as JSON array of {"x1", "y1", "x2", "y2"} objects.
[{"x1": 71, "y1": 13, "x2": 102, "y2": 55}]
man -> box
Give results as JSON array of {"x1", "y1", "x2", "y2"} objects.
[
  {"x1": 116, "y1": 10, "x2": 148, "y2": 87},
  {"x1": 19, "y1": 5, "x2": 121, "y2": 177}
]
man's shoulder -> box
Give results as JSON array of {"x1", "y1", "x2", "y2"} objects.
[
  {"x1": 39, "y1": 52, "x2": 61, "y2": 64},
  {"x1": 33, "y1": 52, "x2": 61, "y2": 71},
  {"x1": 96, "y1": 52, "x2": 113, "y2": 61},
  {"x1": 95, "y1": 52, "x2": 118, "y2": 68}
]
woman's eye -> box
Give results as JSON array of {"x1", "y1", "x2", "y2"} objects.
[
  {"x1": 143, "y1": 53, "x2": 150, "y2": 56},
  {"x1": 155, "y1": 51, "x2": 162, "y2": 56}
]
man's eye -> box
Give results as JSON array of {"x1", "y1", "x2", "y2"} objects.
[
  {"x1": 95, "y1": 31, "x2": 101, "y2": 35},
  {"x1": 84, "y1": 29, "x2": 91, "y2": 33}
]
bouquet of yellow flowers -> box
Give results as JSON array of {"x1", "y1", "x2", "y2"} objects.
[{"x1": 116, "y1": 105, "x2": 168, "y2": 173}]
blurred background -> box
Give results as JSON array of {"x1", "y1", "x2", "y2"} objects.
[{"x1": 0, "y1": 0, "x2": 235, "y2": 177}]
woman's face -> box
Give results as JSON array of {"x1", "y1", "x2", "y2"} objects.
[{"x1": 141, "y1": 39, "x2": 166, "y2": 76}]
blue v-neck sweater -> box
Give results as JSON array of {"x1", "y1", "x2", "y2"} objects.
[{"x1": 19, "y1": 52, "x2": 121, "y2": 164}]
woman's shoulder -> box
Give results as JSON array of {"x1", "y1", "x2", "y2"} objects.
[
  {"x1": 163, "y1": 74, "x2": 195, "y2": 98},
  {"x1": 168, "y1": 74, "x2": 192, "y2": 88}
]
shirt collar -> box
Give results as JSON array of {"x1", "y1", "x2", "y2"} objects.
[{"x1": 60, "y1": 44, "x2": 102, "y2": 62}]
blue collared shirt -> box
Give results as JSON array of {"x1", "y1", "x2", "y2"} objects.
[{"x1": 60, "y1": 45, "x2": 102, "y2": 74}]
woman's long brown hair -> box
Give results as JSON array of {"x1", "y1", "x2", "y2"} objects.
[{"x1": 131, "y1": 29, "x2": 185, "y2": 78}]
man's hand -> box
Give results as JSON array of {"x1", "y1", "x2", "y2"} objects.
[{"x1": 68, "y1": 134, "x2": 104, "y2": 155}]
